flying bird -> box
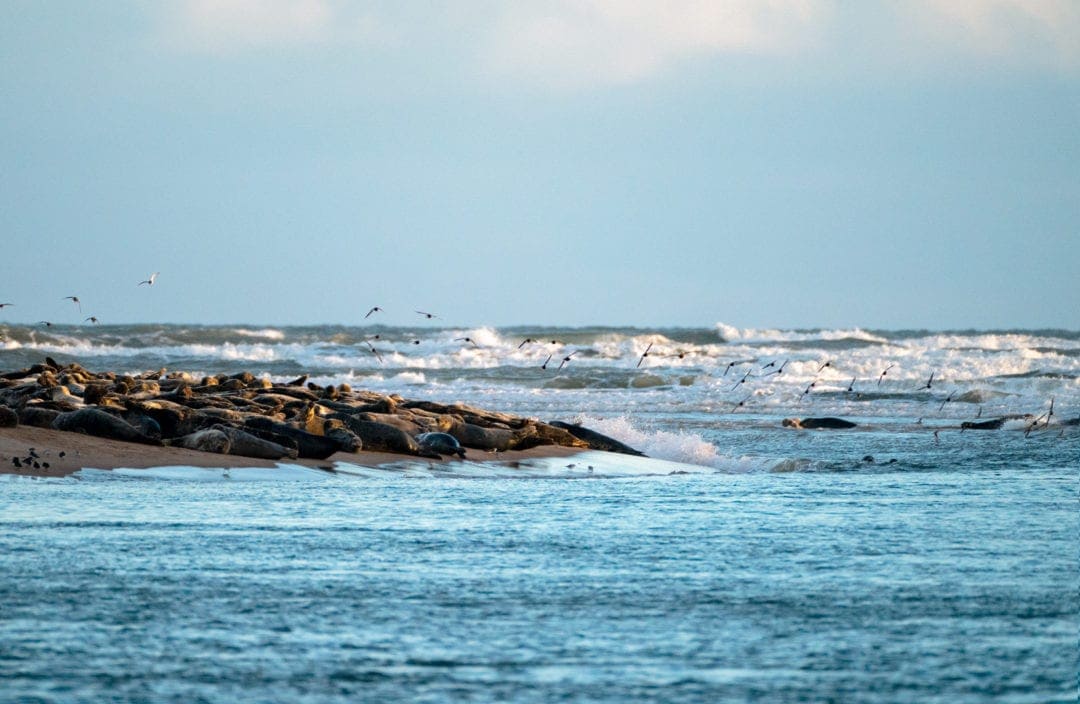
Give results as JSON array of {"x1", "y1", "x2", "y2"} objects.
[
  {"x1": 0, "y1": 303, "x2": 13, "y2": 309},
  {"x1": 636, "y1": 343, "x2": 653, "y2": 369},
  {"x1": 877, "y1": 364, "x2": 895, "y2": 386},
  {"x1": 138, "y1": 272, "x2": 159, "y2": 286},
  {"x1": 84, "y1": 316, "x2": 99, "y2": 324},
  {"x1": 39, "y1": 321, "x2": 53, "y2": 327},
  {"x1": 416, "y1": 310, "x2": 438, "y2": 319},
  {"x1": 364, "y1": 342, "x2": 384, "y2": 363},
  {"x1": 64, "y1": 296, "x2": 81, "y2": 311},
  {"x1": 722, "y1": 361, "x2": 737, "y2": 377},
  {"x1": 728, "y1": 368, "x2": 753, "y2": 392},
  {"x1": 540, "y1": 354, "x2": 552, "y2": 370},
  {"x1": 517, "y1": 338, "x2": 536, "y2": 349},
  {"x1": 915, "y1": 371, "x2": 935, "y2": 391},
  {"x1": 364, "y1": 306, "x2": 382, "y2": 319},
  {"x1": 762, "y1": 360, "x2": 789, "y2": 377},
  {"x1": 938, "y1": 391, "x2": 955, "y2": 412},
  {"x1": 455, "y1": 337, "x2": 479, "y2": 347},
  {"x1": 731, "y1": 393, "x2": 752, "y2": 413},
  {"x1": 817, "y1": 361, "x2": 831, "y2": 373},
  {"x1": 846, "y1": 377, "x2": 857, "y2": 393},
  {"x1": 557, "y1": 351, "x2": 576, "y2": 370}
]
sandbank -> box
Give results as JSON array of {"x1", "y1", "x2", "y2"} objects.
[{"x1": 0, "y1": 425, "x2": 585, "y2": 478}]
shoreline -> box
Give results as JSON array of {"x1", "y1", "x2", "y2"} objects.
[{"x1": 0, "y1": 425, "x2": 586, "y2": 478}]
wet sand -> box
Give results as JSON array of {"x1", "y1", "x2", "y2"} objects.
[{"x1": 0, "y1": 426, "x2": 585, "y2": 478}]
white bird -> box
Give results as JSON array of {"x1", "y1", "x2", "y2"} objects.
[{"x1": 138, "y1": 272, "x2": 159, "y2": 286}]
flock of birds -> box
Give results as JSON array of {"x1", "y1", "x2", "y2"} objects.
[
  {"x1": 0, "y1": 273, "x2": 158, "y2": 328},
  {"x1": 0, "y1": 286, "x2": 1071, "y2": 437}
]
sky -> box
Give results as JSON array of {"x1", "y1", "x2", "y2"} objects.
[{"x1": 1, "y1": 1, "x2": 1078, "y2": 330}]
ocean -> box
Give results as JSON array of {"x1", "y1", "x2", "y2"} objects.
[{"x1": 1, "y1": 323, "x2": 1077, "y2": 702}]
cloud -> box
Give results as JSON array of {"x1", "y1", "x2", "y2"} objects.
[
  {"x1": 157, "y1": 1, "x2": 1079, "y2": 82},
  {"x1": 480, "y1": 0, "x2": 828, "y2": 87},
  {"x1": 164, "y1": 0, "x2": 396, "y2": 53},
  {"x1": 908, "y1": 0, "x2": 1080, "y2": 69}
]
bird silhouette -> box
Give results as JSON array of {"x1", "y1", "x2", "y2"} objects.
[
  {"x1": 416, "y1": 311, "x2": 438, "y2": 319},
  {"x1": 557, "y1": 351, "x2": 576, "y2": 370},
  {"x1": 138, "y1": 272, "x2": 159, "y2": 286},
  {"x1": 84, "y1": 316, "x2": 99, "y2": 324},
  {"x1": 540, "y1": 354, "x2": 552, "y2": 370},
  {"x1": 0, "y1": 303, "x2": 14, "y2": 309},
  {"x1": 877, "y1": 364, "x2": 895, "y2": 386},
  {"x1": 64, "y1": 296, "x2": 81, "y2": 311},
  {"x1": 365, "y1": 306, "x2": 383, "y2": 319},
  {"x1": 915, "y1": 371, "x2": 935, "y2": 391},
  {"x1": 636, "y1": 343, "x2": 653, "y2": 369},
  {"x1": 455, "y1": 337, "x2": 479, "y2": 347},
  {"x1": 517, "y1": 338, "x2": 536, "y2": 349}
]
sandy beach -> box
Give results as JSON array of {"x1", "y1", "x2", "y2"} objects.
[{"x1": 0, "y1": 425, "x2": 585, "y2": 477}]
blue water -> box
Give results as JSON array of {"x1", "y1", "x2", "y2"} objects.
[
  {"x1": 2, "y1": 324, "x2": 1078, "y2": 701},
  {"x1": 1, "y1": 458, "x2": 1075, "y2": 703}
]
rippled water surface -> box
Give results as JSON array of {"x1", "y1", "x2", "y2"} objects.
[
  {"x1": 1, "y1": 323, "x2": 1077, "y2": 701},
  {"x1": 1, "y1": 460, "x2": 1075, "y2": 703}
]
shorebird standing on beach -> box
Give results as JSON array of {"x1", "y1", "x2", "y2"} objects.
[
  {"x1": 138, "y1": 272, "x2": 159, "y2": 286},
  {"x1": 365, "y1": 306, "x2": 382, "y2": 319},
  {"x1": 64, "y1": 296, "x2": 81, "y2": 312}
]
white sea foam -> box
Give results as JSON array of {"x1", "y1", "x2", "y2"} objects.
[{"x1": 232, "y1": 328, "x2": 286, "y2": 340}]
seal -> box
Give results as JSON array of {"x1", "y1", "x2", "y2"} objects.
[
  {"x1": 549, "y1": 421, "x2": 645, "y2": 456},
  {"x1": 18, "y1": 406, "x2": 61, "y2": 429},
  {"x1": 0, "y1": 405, "x2": 17, "y2": 428},
  {"x1": 52, "y1": 407, "x2": 162, "y2": 445},
  {"x1": 782, "y1": 417, "x2": 858, "y2": 429},
  {"x1": 329, "y1": 414, "x2": 438, "y2": 458},
  {"x1": 212, "y1": 424, "x2": 297, "y2": 460},
  {"x1": 960, "y1": 418, "x2": 1005, "y2": 430},
  {"x1": 170, "y1": 428, "x2": 231, "y2": 454},
  {"x1": 243, "y1": 416, "x2": 340, "y2": 459},
  {"x1": 415, "y1": 432, "x2": 466, "y2": 458}
]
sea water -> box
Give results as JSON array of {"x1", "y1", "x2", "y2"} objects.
[{"x1": 1, "y1": 323, "x2": 1077, "y2": 702}]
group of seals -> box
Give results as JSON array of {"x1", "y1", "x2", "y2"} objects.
[
  {"x1": 782, "y1": 417, "x2": 858, "y2": 430},
  {"x1": 0, "y1": 359, "x2": 644, "y2": 462}
]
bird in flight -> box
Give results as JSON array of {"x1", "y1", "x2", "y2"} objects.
[
  {"x1": 731, "y1": 393, "x2": 752, "y2": 413},
  {"x1": 636, "y1": 343, "x2": 653, "y2": 369},
  {"x1": 877, "y1": 364, "x2": 895, "y2": 386},
  {"x1": 728, "y1": 368, "x2": 753, "y2": 392},
  {"x1": 39, "y1": 321, "x2": 53, "y2": 327},
  {"x1": 64, "y1": 296, "x2": 81, "y2": 311},
  {"x1": 817, "y1": 361, "x2": 831, "y2": 373},
  {"x1": 0, "y1": 303, "x2": 13, "y2": 309},
  {"x1": 365, "y1": 306, "x2": 382, "y2": 319},
  {"x1": 540, "y1": 354, "x2": 552, "y2": 370},
  {"x1": 517, "y1": 338, "x2": 536, "y2": 349},
  {"x1": 84, "y1": 316, "x2": 99, "y2": 324},
  {"x1": 762, "y1": 360, "x2": 789, "y2": 377},
  {"x1": 846, "y1": 377, "x2": 857, "y2": 393},
  {"x1": 138, "y1": 272, "x2": 159, "y2": 286},
  {"x1": 915, "y1": 371, "x2": 935, "y2": 391},
  {"x1": 557, "y1": 351, "x2": 577, "y2": 370},
  {"x1": 364, "y1": 342, "x2": 384, "y2": 363},
  {"x1": 455, "y1": 337, "x2": 480, "y2": 347},
  {"x1": 722, "y1": 361, "x2": 738, "y2": 377},
  {"x1": 416, "y1": 311, "x2": 438, "y2": 319},
  {"x1": 938, "y1": 391, "x2": 955, "y2": 412}
]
